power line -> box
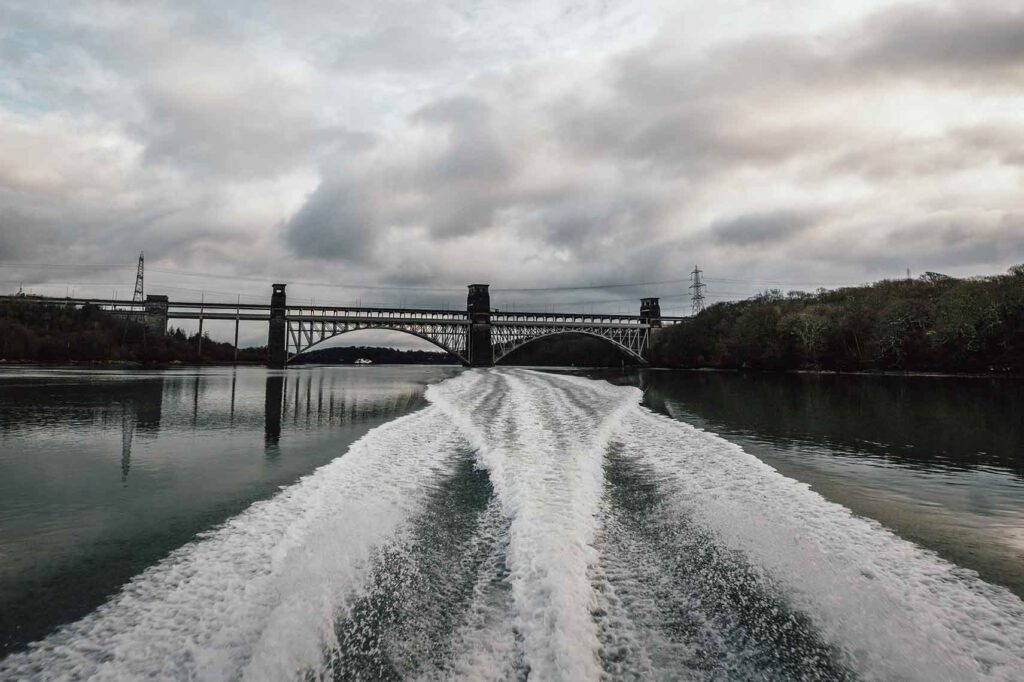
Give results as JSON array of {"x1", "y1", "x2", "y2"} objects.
[
  {"x1": 492, "y1": 278, "x2": 692, "y2": 292},
  {"x1": 146, "y1": 268, "x2": 469, "y2": 292},
  {"x1": 703, "y1": 277, "x2": 863, "y2": 287},
  {"x1": 2, "y1": 260, "x2": 808, "y2": 309},
  {"x1": 0, "y1": 261, "x2": 867, "y2": 291},
  {"x1": 0, "y1": 262, "x2": 132, "y2": 269},
  {"x1": 0, "y1": 262, "x2": 694, "y2": 294},
  {"x1": 0, "y1": 262, "x2": 467, "y2": 292}
]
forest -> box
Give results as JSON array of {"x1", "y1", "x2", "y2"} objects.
[
  {"x1": 653, "y1": 266, "x2": 1024, "y2": 373},
  {"x1": 291, "y1": 345, "x2": 456, "y2": 364},
  {"x1": 0, "y1": 299, "x2": 264, "y2": 363}
]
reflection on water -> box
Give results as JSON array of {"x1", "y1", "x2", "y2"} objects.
[
  {"x1": 0, "y1": 365, "x2": 460, "y2": 655},
  {"x1": 591, "y1": 369, "x2": 1024, "y2": 598},
  {"x1": 120, "y1": 402, "x2": 133, "y2": 484},
  {"x1": 265, "y1": 374, "x2": 284, "y2": 451}
]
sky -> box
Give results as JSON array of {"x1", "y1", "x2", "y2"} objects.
[{"x1": 1, "y1": 0, "x2": 1023, "y2": 345}]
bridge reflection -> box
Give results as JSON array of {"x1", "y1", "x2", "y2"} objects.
[
  {"x1": 268, "y1": 371, "x2": 426, "y2": 434},
  {"x1": 264, "y1": 375, "x2": 283, "y2": 454},
  {"x1": 0, "y1": 368, "x2": 438, "y2": 485},
  {"x1": 0, "y1": 366, "x2": 447, "y2": 653}
]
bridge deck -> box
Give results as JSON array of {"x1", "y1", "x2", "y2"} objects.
[{"x1": 0, "y1": 295, "x2": 686, "y2": 325}]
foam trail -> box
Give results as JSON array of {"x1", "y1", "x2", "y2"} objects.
[
  {"x1": 6, "y1": 369, "x2": 1024, "y2": 681},
  {"x1": 620, "y1": 407, "x2": 1024, "y2": 681},
  {"x1": 415, "y1": 498, "x2": 519, "y2": 682},
  {"x1": 0, "y1": 405, "x2": 466, "y2": 682},
  {"x1": 427, "y1": 369, "x2": 641, "y2": 680},
  {"x1": 433, "y1": 370, "x2": 1024, "y2": 680}
]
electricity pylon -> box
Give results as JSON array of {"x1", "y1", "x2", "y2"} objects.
[
  {"x1": 689, "y1": 265, "x2": 706, "y2": 315},
  {"x1": 133, "y1": 252, "x2": 144, "y2": 303}
]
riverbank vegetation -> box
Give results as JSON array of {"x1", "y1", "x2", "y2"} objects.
[
  {"x1": 0, "y1": 299, "x2": 264, "y2": 364},
  {"x1": 653, "y1": 266, "x2": 1024, "y2": 373}
]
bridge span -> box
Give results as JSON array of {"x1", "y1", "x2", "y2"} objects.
[{"x1": 2, "y1": 284, "x2": 683, "y2": 367}]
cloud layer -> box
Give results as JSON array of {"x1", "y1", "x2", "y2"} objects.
[{"x1": 1, "y1": 0, "x2": 1022, "y2": 318}]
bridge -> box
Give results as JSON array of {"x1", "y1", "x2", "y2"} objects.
[{"x1": 2, "y1": 284, "x2": 682, "y2": 367}]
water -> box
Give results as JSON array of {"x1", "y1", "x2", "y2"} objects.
[
  {"x1": 0, "y1": 367, "x2": 1022, "y2": 680},
  {"x1": 0, "y1": 366, "x2": 459, "y2": 656},
  {"x1": 630, "y1": 371, "x2": 1024, "y2": 599}
]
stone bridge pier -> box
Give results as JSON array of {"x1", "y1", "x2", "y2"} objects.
[
  {"x1": 467, "y1": 284, "x2": 493, "y2": 367},
  {"x1": 144, "y1": 295, "x2": 169, "y2": 336},
  {"x1": 640, "y1": 296, "x2": 663, "y2": 363},
  {"x1": 268, "y1": 283, "x2": 288, "y2": 369}
]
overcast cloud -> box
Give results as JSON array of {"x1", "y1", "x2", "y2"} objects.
[{"x1": 1, "y1": 0, "x2": 1022, "y2": 329}]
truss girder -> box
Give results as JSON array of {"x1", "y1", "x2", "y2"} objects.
[
  {"x1": 283, "y1": 308, "x2": 657, "y2": 366},
  {"x1": 490, "y1": 322, "x2": 649, "y2": 364},
  {"x1": 286, "y1": 318, "x2": 469, "y2": 363}
]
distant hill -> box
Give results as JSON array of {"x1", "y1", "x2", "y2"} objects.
[
  {"x1": 290, "y1": 345, "x2": 458, "y2": 365},
  {"x1": 653, "y1": 266, "x2": 1024, "y2": 373}
]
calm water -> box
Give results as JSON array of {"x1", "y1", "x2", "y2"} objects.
[{"x1": 1, "y1": 366, "x2": 1022, "y2": 680}]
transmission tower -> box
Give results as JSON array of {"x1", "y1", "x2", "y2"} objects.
[
  {"x1": 689, "y1": 265, "x2": 706, "y2": 315},
  {"x1": 132, "y1": 252, "x2": 145, "y2": 303}
]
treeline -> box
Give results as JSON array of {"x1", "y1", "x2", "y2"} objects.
[
  {"x1": 0, "y1": 299, "x2": 265, "y2": 363},
  {"x1": 653, "y1": 266, "x2": 1024, "y2": 373},
  {"x1": 291, "y1": 345, "x2": 457, "y2": 365}
]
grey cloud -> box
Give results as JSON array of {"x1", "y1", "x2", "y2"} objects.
[
  {"x1": 4, "y1": 0, "x2": 1024, "y2": 308},
  {"x1": 712, "y1": 211, "x2": 815, "y2": 247},
  {"x1": 410, "y1": 96, "x2": 511, "y2": 189},
  {"x1": 886, "y1": 212, "x2": 1024, "y2": 253},
  {"x1": 281, "y1": 1, "x2": 1024, "y2": 282},
  {"x1": 803, "y1": 211, "x2": 1024, "y2": 276},
  {"x1": 333, "y1": 24, "x2": 462, "y2": 74},
  {"x1": 952, "y1": 125, "x2": 1024, "y2": 167},
  {"x1": 0, "y1": 207, "x2": 59, "y2": 261},
  {"x1": 855, "y1": 5, "x2": 1024, "y2": 79},
  {"x1": 134, "y1": 48, "x2": 322, "y2": 178},
  {"x1": 286, "y1": 174, "x2": 377, "y2": 260},
  {"x1": 286, "y1": 95, "x2": 514, "y2": 252}
]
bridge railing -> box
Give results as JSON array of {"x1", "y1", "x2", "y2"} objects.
[
  {"x1": 283, "y1": 306, "x2": 470, "y2": 324},
  {"x1": 0, "y1": 295, "x2": 146, "y2": 311}
]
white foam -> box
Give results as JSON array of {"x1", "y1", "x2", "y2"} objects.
[
  {"x1": 1, "y1": 406, "x2": 465, "y2": 681},
  {"x1": 427, "y1": 369, "x2": 641, "y2": 680},
  {"x1": 7, "y1": 369, "x2": 1023, "y2": 681},
  {"x1": 415, "y1": 498, "x2": 519, "y2": 682},
  {"x1": 620, "y1": 407, "x2": 1024, "y2": 681}
]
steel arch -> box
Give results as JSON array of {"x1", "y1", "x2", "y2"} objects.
[
  {"x1": 492, "y1": 327, "x2": 648, "y2": 365},
  {"x1": 286, "y1": 321, "x2": 469, "y2": 364}
]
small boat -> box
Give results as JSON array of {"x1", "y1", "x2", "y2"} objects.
[{"x1": 354, "y1": 358, "x2": 373, "y2": 365}]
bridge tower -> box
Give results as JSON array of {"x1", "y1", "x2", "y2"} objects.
[
  {"x1": 268, "y1": 283, "x2": 288, "y2": 368},
  {"x1": 467, "y1": 284, "x2": 493, "y2": 367},
  {"x1": 144, "y1": 295, "x2": 169, "y2": 336},
  {"x1": 640, "y1": 297, "x2": 662, "y2": 362}
]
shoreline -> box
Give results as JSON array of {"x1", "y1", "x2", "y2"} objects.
[
  {"x1": 2, "y1": 359, "x2": 1021, "y2": 379},
  {"x1": 644, "y1": 366, "x2": 1024, "y2": 380}
]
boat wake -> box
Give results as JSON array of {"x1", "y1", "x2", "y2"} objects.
[{"x1": 3, "y1": 369, "x2": 1022, "y2": 681}]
